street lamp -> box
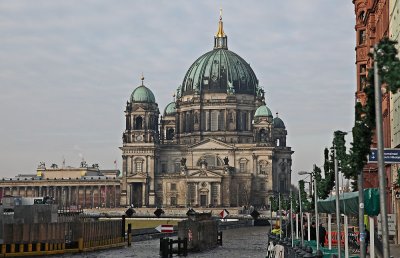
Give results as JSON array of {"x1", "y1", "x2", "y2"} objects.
[{"x1": 298, "y1": 165, "x2": 320, "y2": 251}]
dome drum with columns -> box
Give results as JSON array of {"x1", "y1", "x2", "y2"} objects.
[{"x1": 120, "y1": 13, "x2": 293, "y2": 209}]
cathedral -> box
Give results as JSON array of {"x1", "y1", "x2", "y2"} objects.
[{"x1": 120, "y1": 14, "x2": 293, "y2": 208}]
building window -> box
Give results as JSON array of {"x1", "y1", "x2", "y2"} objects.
[
  {"x1": 360, "y1": 64, "x2": 366, "y2": 74},
  {"x1": 360, "y1": 75, "x2": 367, "y2": 89},
  {"x1": 157, "y1": 184, "x2": 162, "y2": 190},
  {"x1": 161, "y1": 163, "x2": 167, "y2": 173},
  {"x1": 174, "y1": 162, "x2": 180, "y2": 173},
  {"x1": 241, "y1": 112, "x2": 247, "y2": 131},
  {"x1": 166, "y1": 128, "x2": 174, "y2": 140},
  {"x1": 211, "y1": 111, "x2": 219, "y2": 131},
  {"x1": 240, "y1": 162, "x2": 245, "y2": 173},
  {"x1": 170, "y1": 196, "x2": 177, "y2": 206},
  {"x1": 135, "y1": 160, "x2": 143, "y2": 173},
  {"x1": 280, "y1": 180, "x2": 285, "y2": 192},
  {"x1": 359, "y1": 30, "x2": 366, "y2": 45},
  {"x1": 171, "y1": 183, "x2": 176, "y2": 191},
  {"x1": 135, "y1": 116, "x2": 143, "y2": 130}
]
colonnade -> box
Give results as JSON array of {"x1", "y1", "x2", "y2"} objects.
[{"x1": 0, "y1": 184, "x2": 120, "y2": 208}]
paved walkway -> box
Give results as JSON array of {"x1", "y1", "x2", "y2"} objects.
[{"x1": 54, "y1": 226, "x2": 269, "y2": 258}]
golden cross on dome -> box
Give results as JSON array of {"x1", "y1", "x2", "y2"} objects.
[{"x1": 141, "y1": 73, "x2": 144, "y2": 85}]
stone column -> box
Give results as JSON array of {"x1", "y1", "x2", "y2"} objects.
[
  {"x1": 91, "y1": 186, "x2": 94, "y2": 208},
  {"x1": 114, "y1": 185, "x2": 117, "y2": 208},
  {"x1": 195, "y1": 183, "x2": 199, "y2": 206},
  {"x1": 208, "y1": 184, "x2": 211, "y2": 206},
  {"x1": 142, "y1": 183, "x2": 146, "y2": 207},
  {"x1": 104, "y1": 185, "x2": 108, "y2": 207},
  {"x1": 98, "y1": 185, "x2": 101, "y2": 207},
  {"x1": 24, "y1": 186, "x2": 27, "y2": 197},
  {"x1": 82, "y1": 185, "x2": 86, "y2": 208},
  {"x1": 68, "y1": 186, "x2": 71, "y2": 206}
]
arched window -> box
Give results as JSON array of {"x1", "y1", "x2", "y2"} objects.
[
  {"x1": 211, "y1": 111, "x2": 219, "y2": 131},
  {"x1": 186, "y1": 113, "x2": 191, "y2": 132},
  {"x1": 135, "y1": 116, "x2": 143, "y2": 130},
  {"x1": 279, "y1": 174, "x2": 286, "y2": 192},
  {"x1": 166, "y1": 128, "x2": 174, "y2": 140},
  {"x1": 134, "y1": 158, "x2": 144, "y2": 173},
  {"x1": 259, "y1": 129, "x2": 266, "y2": 143},
  {"x1": 241, "y1": 112, "x2": 247, "y2": 131}
]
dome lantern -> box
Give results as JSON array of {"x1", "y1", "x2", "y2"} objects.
[{"x1": 214, "y1": 9, "x2": 228, "y2": 49}]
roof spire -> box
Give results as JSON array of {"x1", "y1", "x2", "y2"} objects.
[
  {"x1": 216, "y1": 8, "x2": 225, "y2": 37},
  {"x1": 214, "y1": 8, "x2": 228, "y2": 49},
  {"x1": 141, "y1": 73, "x2": 144, "y2": 86}
]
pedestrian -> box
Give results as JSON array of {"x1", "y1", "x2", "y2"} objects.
[
  {"x1": 365, "y1": 225, "x2": 370, "y2": 253},
  {"x1": 310, "y1": 222, "x2": 317, "y2": 241},
  {"x1": 319, "y1": 223, "x2": 326, "y2": 247}
]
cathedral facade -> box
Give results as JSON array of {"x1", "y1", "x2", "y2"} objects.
[{"x1": 120, "y1": 16, "x2": 293, "y2": 208}]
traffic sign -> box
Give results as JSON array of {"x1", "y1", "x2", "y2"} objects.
[
  {"x1": 155, "y1": 224, "x2": 174, "y2": 233},
  {"x1": 368, "y1": 148, "x2": 400, "y2": 163},
  {"x1": 377, "y1": 214, "x2": 396, "y2": 236},
  {"x1": 219, "y1": 209, "x2": 229, "y2": 219}
]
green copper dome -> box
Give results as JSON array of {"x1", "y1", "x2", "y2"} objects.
[
  {"x1": 130, "y1": 85, "x2": 156, "y2": 103},
  {"x1": 164, "y1": 102, "x2": 176, "y2": 116},
  {"x1": 180, "y1": 16, "x2": 258, "y2": 97},
  {"x1": 254, "y1": 105, "x2": 273, "y2": 118},
  {"x1": 273, "y1": 117, "x2": 285, "y2": 128}
]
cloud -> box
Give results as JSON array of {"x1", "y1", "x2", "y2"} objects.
[{"x1": 0, "y1": 0, "x2": 356, "y2": 180}]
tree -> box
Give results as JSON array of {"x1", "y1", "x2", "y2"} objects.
[{"x1": 333, "y1": 38, "x2": 400, "y2": 187}]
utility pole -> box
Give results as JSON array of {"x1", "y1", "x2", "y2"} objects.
[
  {"x1": 314, "y1": 164, "x2": 319, "y2": 251},
  {"x1": 334, "y1": 148, "x2": 341, "y2": 258},
  {"x1": 290, "y1": 188, "x2": 294, "y2": 247},
  {"x1": 279, "y1": 193, "x2": 282, "y2": 239},
  {"x1": 374, "y1": 47, "x2": 390, "y2": 258},
  {"x1": 358, "y1": 174, "x2": 366, "y2": 258},
  {"x1": 299, "y1": 189, "x2": 304, "y2": 247}
]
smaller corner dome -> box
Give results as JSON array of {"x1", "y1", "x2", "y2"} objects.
[
  {"x1": 164, "y1": 102, "x2": 176, "y2": 116},
  {"x1": 254, "y1": 105, "x2": 273, "y2": 118},
  {"x1": 130, "y1": 85, "x2": 156, "y2": 103},
  {"x1": 273, "y1": 117, "x2": 285, "y2": 128}
]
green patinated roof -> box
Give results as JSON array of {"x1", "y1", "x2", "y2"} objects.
[
  {"x1": 254, "y1": 105, "x2": 273, "y2": 118},
  {"x1": 130, "y1": 85, "x2": 156, "y2": 103},
  {"x1": 181, "y1": 48, "x2": 259, "y2": 96},
  {"x1": 273, "y1": 117, "x2": 285, "y2": 128},
  {"x1": 164, "y1": 102, "x2": 176, "y2": 116}
]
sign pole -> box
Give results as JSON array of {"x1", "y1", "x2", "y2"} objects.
[{"x1": 374, "y1": 46, "x2": 390, "y2": 258}]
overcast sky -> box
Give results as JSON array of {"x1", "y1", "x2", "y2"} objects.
[{"x1": 0, "y1": 1, "x2": 356, "y2": 183}]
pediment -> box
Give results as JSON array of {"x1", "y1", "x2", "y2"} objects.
[
  {"x1": 189, "y1": 169, "x2": 222, "y2": 178},
  {"x1": 127, "y1": 172, "x2": 147, "y2": 179},
  {"x1": 132, "y1": 106, "x2": 146, "y2": 112},
  {"x1": 189, "y1": 138, "x2": 234, "y2": 151}
]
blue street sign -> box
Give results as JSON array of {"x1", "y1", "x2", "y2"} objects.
[{"x1": 368, "y1": 148, "x2": 400, "y2": 163}]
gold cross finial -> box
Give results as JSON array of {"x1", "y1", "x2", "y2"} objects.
[
  {"x1": 220, "y1": 8, "x2": 223, "y2": 20},
  {"x1": 141, "y1": 73, "x2": 144, "y2": 85}
]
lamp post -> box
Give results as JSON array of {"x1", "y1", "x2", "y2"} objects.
[
  {"x1": 299, "y1": 188, "x2": 304, "y2": 247},
  {"x1": 373, "y1": 46, "x2": 390, "y2": 258},
  {"x1": 299, "y1": 166, "x2": 319, "y2": 251}
]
